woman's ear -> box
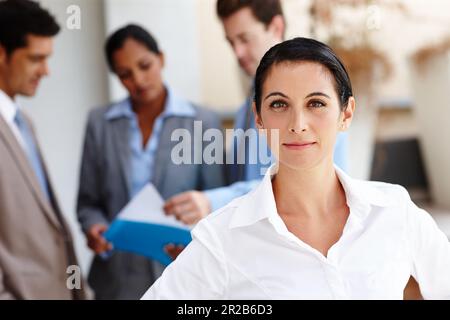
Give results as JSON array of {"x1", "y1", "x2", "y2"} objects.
[
  {"x1": 252, "y1": 102, "x2": 264, "y2": 129},
  {"x1": 340, "y1": 96, "x2": 355, "y2": 131}
]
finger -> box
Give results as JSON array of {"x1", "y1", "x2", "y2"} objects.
[
  {"x1": 97, "y1": 224, "x2": 108, "y2": 232},
  {"x1": 164, "y1": 244, "x2": 177, "y2": 259},
  {"x1": 163, "y1": 201, "x2": 174, "y2": 214},
  {"x1": 88, "y1": 227, "x2": 100, "y2": 238},
  {"x1": 164, "y1": 243, "x2": 175, "y2": 252},
  {"x1": 91, "y1": 242, "x2": 103, "y2": 254},
  {"x1": 90, "y1": 224, "x2": 108, "y2": 237},
  {"x1": 166, "y1": 192, "x2": 193, "y2": 206},
  {"x1": 166, "y1": 251, "x2": 177, "y2": 260},
  {"x1": 164, "y1": 200, "x2": 182, "y2": 215},
  {"x1": 88, "y1": 234, "x2": 99, "y2": 244},
  {"x1": 167, "y1": 245, "x2": 185, "y2": 260},
  {"x1": 171, "y1": 202, "x2": 195, "y2": 218},
  {"x1": 95, "y1": 247, "x2": 105, "y2": 255},
  {"x1": 97, "y1": 235, "x2": 108, "y2": 246},
  {"x1": 166, "y1": 248, "x2": 180, "y2": 260},
  {"x1": 179, "y1": 211, "x2": 201, "y2": 225},
  {"x1": 88, "y1": 236, "x2": 107, "y2": 254},
  {"x1": 96, "y1": 241, "x2": 111, "y2": 254}
]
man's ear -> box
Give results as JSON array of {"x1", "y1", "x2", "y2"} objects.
[
  {"x1": 0, "y1": 45, "x2": 6, "y2": 65},
  {"x1": 252, "y1": 102, "x2": 264, "y2": 129},
  {"x1": 268, "y1": 15, "x2": 285, "y2": 41},
  {"x1": 158, "y1": 52, "x2": 165, "y2": 68},
  {"x1": 340, "y1": 96, "x2": 356, "y2": 131}
]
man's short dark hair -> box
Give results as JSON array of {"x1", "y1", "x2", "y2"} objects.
[
  {"x1": 216, "y1": 0, "x2": 284, "y2": 27},
  {"x1": 105, "y1": 24, "x2": 160, "y2": 72},
  {"x1": 0, "y1": 0, "x2": 60, "y2": 55}
]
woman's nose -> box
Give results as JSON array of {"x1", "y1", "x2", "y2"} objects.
[
  {"x1": 132, "y1": 72, "x2": 146, "y2": 88},
  {"x1": 289, "y1": 110, "x2": 308, "y2": 133}
]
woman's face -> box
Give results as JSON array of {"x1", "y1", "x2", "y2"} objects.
[
  {"x1": 112, "y1": 38, "x2": 165, "y2": 105},
  {"x1": 255, "y1": 61, "x2": 354, "y2": 171}
]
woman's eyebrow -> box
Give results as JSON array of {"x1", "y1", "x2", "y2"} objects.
[
  {"x1": 264, "y1": 92, "x2": 289, "y2": 101},
  {"x1": 305, "y1": 92, "x2": 331, "y2": 99}
]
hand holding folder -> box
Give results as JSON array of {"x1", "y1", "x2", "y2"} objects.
[{"x1": 104, "y1": 184, "x2": 192, "y2": 266}]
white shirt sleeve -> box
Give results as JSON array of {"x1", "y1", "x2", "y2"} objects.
[
  {"x1": 407, "y1": 199, "x2": 450, "y2": 299},
  {"x1": 141, "y1": 220, "x2": 228, "y2": 299}
]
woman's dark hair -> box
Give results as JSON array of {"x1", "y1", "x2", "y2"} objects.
[
  {"x1": 254, "y1": 37, "x2": 353, "y2": 114},
  {"x1": 105, "y1": 24, "x2": 160, "y2": 72},
  {"x1": 0, "y1": 0, "x2": 60, "y2": 56}
]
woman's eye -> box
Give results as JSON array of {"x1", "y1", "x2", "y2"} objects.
[
  {"x1": 309, "y1": 100, "x2": 326, "y2": 108},
  {"x1": 270, "y1": 100, "x2": 288, "y2": 110}
]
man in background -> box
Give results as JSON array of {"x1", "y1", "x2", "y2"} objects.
[{"x1": 0, "y1": 0, "x2": 85, "y2": 299}]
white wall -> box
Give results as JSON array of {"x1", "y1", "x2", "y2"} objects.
[
  {"x1": 196, "y1": 0, "x2": 248, "y2": 113},
  {"x1": 104, "y1": 0, "x2": 202, "y2": 105},
  {"x1": 19, "y1": 0, "x2": 109, "y2": 274}
]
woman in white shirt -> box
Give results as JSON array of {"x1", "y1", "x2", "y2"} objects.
[{"x1": 142, "y1": 37, "x2": 450, "y2": 299}]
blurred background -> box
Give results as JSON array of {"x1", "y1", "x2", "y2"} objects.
[{"x1": 19, "y1": 0, "x2": 450, "y2": 274}]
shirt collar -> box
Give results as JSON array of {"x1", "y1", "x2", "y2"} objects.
[
  {"x1": 0, "y1": 89, "x2": 18, "y2": 123},
  {"x1": 105, "y1": 85, "x2": 196, "y2": 121},
  {"x1": 229, "y1": 163, "x2": 394, "y2": 229},
  {"x1": 228, "y1": 164, "x2": 279, "y2": 229},
  {"x1": 164, "y1": 86, "x2": 196, "y2": 118},
  {"x1": 333, "y1": 165, "x2": 394, "y2": 223},
  {"x1": 104, "y1": 97, "x2": 134, "y2": 120}
]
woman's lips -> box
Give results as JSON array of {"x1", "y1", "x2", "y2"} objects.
[{"x1": 282, "y1": 142, "x2": 316, "y2": 150}]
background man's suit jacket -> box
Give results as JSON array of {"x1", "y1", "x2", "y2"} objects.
[{"x1": 0, "y1": 114, "x2": 85, "y2": 300}]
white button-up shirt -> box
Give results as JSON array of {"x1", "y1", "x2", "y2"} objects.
[
  {"x1": 142, "y1": 165, "x2": 450, "y2": 300},
  {"x1": 0, "y1": 89, "x2": 26, "y2": 149}
]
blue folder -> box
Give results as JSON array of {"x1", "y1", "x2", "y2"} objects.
[{"x1": 104, "y1": 219, "x2": 192, "y2": 266}]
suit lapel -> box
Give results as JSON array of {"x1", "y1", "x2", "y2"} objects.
[
  {"x1": 110, "y1": 117, "x2": 132, "y2": 199},
  {"x1": 0, "y1": 115, "x2": 62, "y2": 231}
]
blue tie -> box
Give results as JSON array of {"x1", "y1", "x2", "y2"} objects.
[{"x1": 14, "y1": 110, "x2": 51, "y2": 201}]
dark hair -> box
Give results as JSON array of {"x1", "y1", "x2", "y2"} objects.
[
  {"x1": 105, "y1": 24, "x2": 160, "y2": 72},
  {"x1": 254, "y1": 37, "x2": 353, "y2": 114},
  {"x1": 0, "y1": 0, "x2": 60, "y2": 55},
  {"x1": 217, "y1": 0, "x2": 284, "y2": 28}
]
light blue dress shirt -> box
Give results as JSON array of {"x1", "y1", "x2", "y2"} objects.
[
  {"x1": 205, "y1": 98, "x2": 348, "y2": 211},
  {"x1": 14, "y1": 110, "x2": 51, "y2": 201},
  {"x1": 105, "y1": 87, "x2": 195, "y2": 198}
]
